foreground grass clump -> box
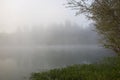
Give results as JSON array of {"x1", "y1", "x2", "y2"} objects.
[{"x1": 30, "y1": 57, "x2": 120, "y2": 80}]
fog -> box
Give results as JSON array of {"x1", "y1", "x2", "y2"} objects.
[
  {"x1": 0, "y1": 0, "x2": 91, "y2": 33},
  {"x1": 0, "y1": 0, "x2": 115, "y2": 80},
  {"x1": 0, "y1": 23, "x2": 115, "y2": 80}
]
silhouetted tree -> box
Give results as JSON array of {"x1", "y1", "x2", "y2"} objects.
[{"x1": 67, "y1": 0, "x2": 120, "y2": 55}]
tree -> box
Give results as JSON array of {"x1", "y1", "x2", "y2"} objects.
[{"x1": 67, "y1": 0, "x2": 120, "y2": 55}]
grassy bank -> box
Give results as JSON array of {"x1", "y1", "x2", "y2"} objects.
[{"x1": 30, "y1": 57, "x2": 120, "y2": 80}]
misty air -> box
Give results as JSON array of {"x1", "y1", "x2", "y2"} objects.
[{"x1": 0, "y1": 0, "x2": 120, "y2": 80}]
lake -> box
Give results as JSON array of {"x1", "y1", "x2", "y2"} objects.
[{"x1": 0, "y1": 45, "x2": 115, "y2": 80}]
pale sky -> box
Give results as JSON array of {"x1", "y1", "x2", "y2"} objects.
[{"x1": 0, "y1": 0, "x2": 91, "y2": 33}]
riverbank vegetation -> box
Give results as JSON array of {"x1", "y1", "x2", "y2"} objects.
[{"x1": 30, "y1": 56, "x2": 120, "y2": 80}]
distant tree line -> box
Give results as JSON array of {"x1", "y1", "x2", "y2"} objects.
[{"x1": 0, "y1": 23, "x2": 98, "y2": 46}]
